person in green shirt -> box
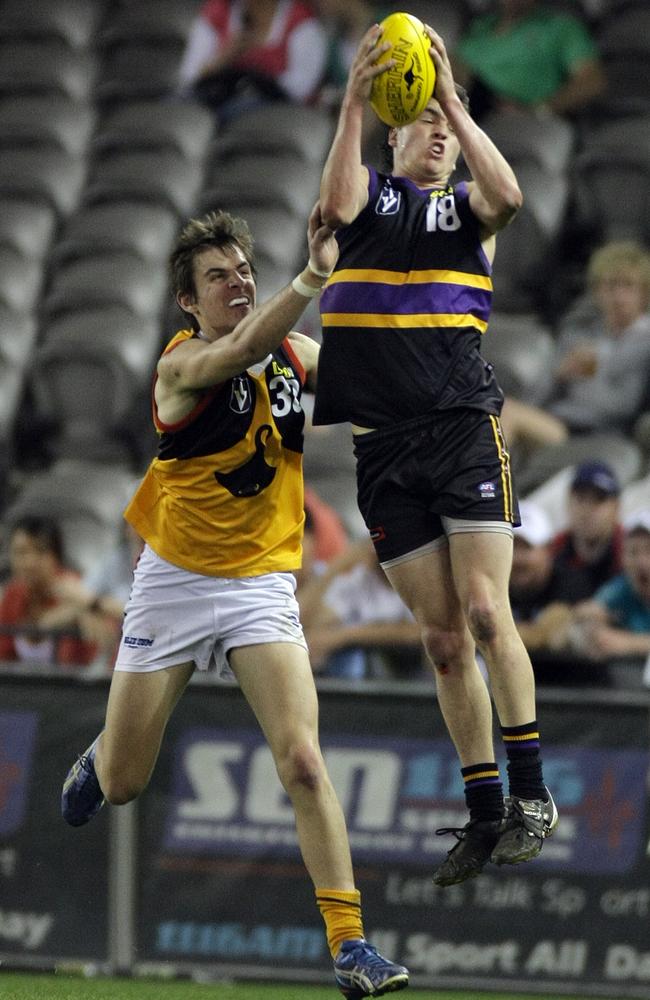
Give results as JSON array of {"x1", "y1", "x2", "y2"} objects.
[{"x1": 453, "y1": 0, "x2": 605, "y2": 120}]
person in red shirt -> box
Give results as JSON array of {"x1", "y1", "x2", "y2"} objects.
[
  {"x1": 0, "y1": 516, "x2": 97, "y2": 669},
  {"x1": 178, "y1": 0, "x2": 327, "y2": 118}
]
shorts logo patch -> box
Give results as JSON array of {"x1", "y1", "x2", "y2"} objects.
[
  {"x1": 369, "y1": 526, "x2": 386, "y2": 542},
  {"x1": 123, "y1": 635, "x2": 155, "y2": 647},
  {"x1": 478, "y1": 480, "x2": 496, "y2": 499}
]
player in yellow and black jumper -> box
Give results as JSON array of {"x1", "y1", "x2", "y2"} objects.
[
  {"x1": 61, "y1": 208, "x2": 409, "y2": 998},
  {"x1": 315, "y1": 22, "x2": 558, "y2": 886}
]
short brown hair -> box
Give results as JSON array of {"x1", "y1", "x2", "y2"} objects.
[{"x1": 169, "y1": 209, "x2": 256, "y2": 302}]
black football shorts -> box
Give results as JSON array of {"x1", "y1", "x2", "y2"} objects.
[{"x1": 353, "y1": 408, "x2": 520, "y2": 564}]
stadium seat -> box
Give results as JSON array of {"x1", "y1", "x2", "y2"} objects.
[
  {"x1": 0, "y1": 40, "x2": 97, "y2": 101},
  {"x1": 515, "y1": 161, "x2": 569, "y2": 241},
  {"x1": 93, "y1": 99, "x2": 216, "y2": 161},
  {"x1": 480, "y1": 110, "x2": 575, "y2": 175},
  {"x1": 40, "y1": 306, "x2": 161, "y2": 373},
  {"x1": 0, "y1": 200, "x2": 57, "y2": 259},
  {"x1": 0, "y1": 248, "x2": 43, "y2": 314},
  {"x1": 489, "y1": 206, "x2": 551, "y2": 313},
  {"x1": 483, "y1": 313, "x2": 555, "y2": 401},
  {"x1": 0, "y1": 95, "x2": 96, "y2": 157},
  {"x1": 204, "y1": 153, "x2": 320, "y2": 219},
  {"x1": 96, "y1": 41, "x2": 186, "y2": 105},
  {"x1": 3, "y1": 459, "x2": 138, "y2": 577},
  {"x1": 53, "y1": 203, "x2": 179, "y2": 267},
  {"x1": 0, "y1": 147, "x2": 87, "y2": 217},
  {"x1": 0, "y1": 0, "x2": 106, "y2": 50},
  {"x1": 218, "y1": 103, "x2": 335, "y2": 165},
  {"x1": 42, "y1": 254, "x2": 169, "y2": 320},
  {"x1": 29, "y1": 308, "x2": 162, "y2": 465},
  {"x1": 97, "y1": 0, "x2": 199, "y2": 47},
  {"x1": 84, "y1": 149, "x2": 204, "y2": 216},
  {"x1": 573, "y1": 117, "x2": 650, "y2": 241},
  {"x1": 0, "y1": 306, "x2": 39, "y2": 369},
  {"x1": 516, "y1": 434, "x2": 643, "y2": 496}
]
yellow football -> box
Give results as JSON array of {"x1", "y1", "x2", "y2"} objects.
[{"x1": 370, "y1": 11, "x2": 436, "y2": 127}]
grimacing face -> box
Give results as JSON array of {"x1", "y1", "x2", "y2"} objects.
[
  {"x1": 390, "y1": 101, "x2": 461, "y2": 187},
  {"x1": 177, "y1": 245, "x2": 256, "y2": 340}
]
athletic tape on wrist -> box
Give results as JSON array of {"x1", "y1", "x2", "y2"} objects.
[{"x1": 292, "y1": 274, "x2": 322, "y2": 298}]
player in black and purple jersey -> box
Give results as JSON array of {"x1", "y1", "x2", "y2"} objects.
[{"x1": 314, "y1": 21, "x2": 558, "y2": 885}]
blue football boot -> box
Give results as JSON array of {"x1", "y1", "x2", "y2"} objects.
[
  {"x1": 61, "y1": 732, "x2": 105, "y2": 827},
  {"x1": 334, "y1": 938, "x2": 409, "y2": 998}
]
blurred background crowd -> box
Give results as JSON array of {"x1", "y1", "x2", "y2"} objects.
[{"x1": 0, "y1": 0, "x2": 648, "y2": 688}]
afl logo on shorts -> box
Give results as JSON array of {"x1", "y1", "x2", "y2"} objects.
[
  {"x1": 478, "y1": 480, "x2": 496, "y2": 499},
  {"x1": 370, "y1": 526, "x2": 386, "y2": 542}
]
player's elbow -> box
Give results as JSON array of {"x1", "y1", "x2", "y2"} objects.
[
  {"x1": 502, "y1": 179, "x2": 524, "y2": 216},
  {"x1": 494, "y1": 182, "x2": 523, "y2": 229},
  {"x1": 319, "y1": 191, "x2": 357, "y2": 230}
]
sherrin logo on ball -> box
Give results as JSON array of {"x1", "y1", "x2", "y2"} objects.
[{"x1": 370, "y1": 11, "x2": 436, "y2": 128}]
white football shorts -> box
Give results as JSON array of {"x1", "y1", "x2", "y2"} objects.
[{"x1": 114, "y1": 544, "x2": 306, "y2": 677}]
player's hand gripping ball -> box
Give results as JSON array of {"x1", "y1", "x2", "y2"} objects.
[{"x1": 370, "y1": 11, "x2": 436, "y2": 127}]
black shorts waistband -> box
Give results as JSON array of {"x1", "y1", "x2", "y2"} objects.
[{"x1": 352, "y1": 407, "x2": 494, "y2": 449}]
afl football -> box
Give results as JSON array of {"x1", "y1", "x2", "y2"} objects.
[{"x1": 370, "y1": 11, "x2": 436, "y2": 127}]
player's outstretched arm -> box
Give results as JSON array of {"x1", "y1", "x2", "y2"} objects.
[
  {"x1": 159, "y1": 208, "x2": 337, "y2": 392},
  {"x1": 320, "y1": 24, "x2": 391, "y2": 229},
  {"x1": 426, "y1": 26, "x2": 522, "y2": 235}
]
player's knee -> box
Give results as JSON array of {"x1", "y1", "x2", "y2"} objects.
[
  {"x1": 278, "y1": 740, "x2": 324, "y2": 795},
  {"x1": 421, "y1": 625, "x2": 465, "y2": 673},
  {"x1": 466, "y1": 600, "x2": 499, "y2": 647}
]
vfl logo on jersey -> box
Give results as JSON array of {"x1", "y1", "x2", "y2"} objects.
[
  {"x1": 375, "y1": 182, "x2": 401, "y2": 216},
  {"x1": 214, "y1": 424, "x2": 276, "y2": 497},
  {"x1": 230, "y1": 376, "x2": 251, "y2": 414},
  {"x1": 478, "y1": 480, "x2": 496, "y2": 500}
]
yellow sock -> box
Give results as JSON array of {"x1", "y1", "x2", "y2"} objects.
[{"x1": 315, "y1": 888, "x2": 364, "y2": 958}]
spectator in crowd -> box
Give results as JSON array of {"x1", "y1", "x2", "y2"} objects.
[
  {"x1": 297, "y1": 532, "x2": 422, "y2": 680},
  {"x1": 34, "y1": 523, "x2": 144, "y2": 670},
  {"x1": 0, "y1": 516, "x2": 97, "y2": 669},
  {"x1": 549, "y1": 461, "x2": 623, "y2": 602},
  {"x1": 501, "y1": 241, "x2": 650, "y2": 454},
  {"x1": 570, "y1": 510, "x2": 650, "y2": 668},
  {"x1": 177, "y1": 0, "x2": 327, "y2": 122},
  {"x1": 510, "y1": 465, "x2": 625, "y2": 669},
  {"x1": 452, "y1": 0, "x2": 605, "y2": 122}
]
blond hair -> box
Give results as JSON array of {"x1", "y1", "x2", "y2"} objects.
[{"x1": 588, "y1": 240, "x2": 650, "y2": 306}]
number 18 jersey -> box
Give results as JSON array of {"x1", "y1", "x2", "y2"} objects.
[{"x1": 313, "y1": 170, "x2": 504, "y2": 427}]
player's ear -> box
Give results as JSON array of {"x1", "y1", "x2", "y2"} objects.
[
  {"x1": 387, "y1": 127, "x2": 398, "y2": 149},
  {"x1": 177, "y1": 290, "x2": 197, "y2": 315}
]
